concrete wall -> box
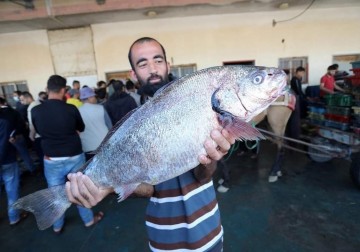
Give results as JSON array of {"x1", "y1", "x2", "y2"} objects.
[{"x1": 1, "y1": 6, "x2": 359, "y2": 96}]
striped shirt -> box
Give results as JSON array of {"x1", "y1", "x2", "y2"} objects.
[{"x1": 146, "y1": 170, "x2": 223, "y2": 252}]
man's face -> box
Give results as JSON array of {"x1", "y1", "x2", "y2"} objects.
[
  {"x1": 130, "y1": 40, "x2": 170, "y2": 86},
  {"x1": 298, "y1": 71, "x2": 305, "y2": 78},
  {"x1": 19, "y1": 95, "x2": 29, "y2": 105},
  {"x1": 73, "y1": 83, "x2": 80, "y2": 90},
  {"x1": 329, "y1": 70, "x2": 336, "y2": 76}
]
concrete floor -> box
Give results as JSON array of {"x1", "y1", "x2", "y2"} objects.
[{"x1": 1, "y1": 140, "x2": 360, "y2": 252}]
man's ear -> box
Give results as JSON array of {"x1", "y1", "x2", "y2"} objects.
[{"x1": 130, "y1": 70, "x2": 138, "y2": 82}]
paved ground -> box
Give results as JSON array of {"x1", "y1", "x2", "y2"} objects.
[{"x1": 1, "y1": 140, "x2": 360, "y2": 252}]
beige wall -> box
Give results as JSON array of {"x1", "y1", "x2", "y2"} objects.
[{"x1": 1, "y1": 6, "x2": 359, "y2": 96}]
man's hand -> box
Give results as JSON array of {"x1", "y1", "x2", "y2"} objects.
[
  {"x1": 199, "y1": 128, "x2": 236, "y2": 165},
  {"x1": 194, "y1": 128, "x2": 236, "y2": 182},
  {"x1": 65, "y1": 172, "x2": 113, "y2": 208}
]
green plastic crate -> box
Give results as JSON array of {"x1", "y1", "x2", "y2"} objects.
[{"x1": 324, "y1": 94, "x2": 352, "y2": 107}]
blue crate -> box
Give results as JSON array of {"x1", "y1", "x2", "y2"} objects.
[{"x1": 324, "y1": 120, "x2": 349, "y2": 131}]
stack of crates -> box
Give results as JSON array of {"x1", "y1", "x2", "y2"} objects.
[
  {"x1": 345, "y1": 61, "x2": 360, "y2": 87},
  {"x1": 353, "y1": 106, "x2": 360, "y2": 135},
  {"x1": 323, "y1": 94, "x2": 352, "y2": 131},
  {"x1": 307, "y1": 104, "x2": 326, "y2": 126}
]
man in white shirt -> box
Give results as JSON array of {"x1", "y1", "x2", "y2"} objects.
[{"x1": 78, "y1": 87, "x2": 112, "y2": 161}]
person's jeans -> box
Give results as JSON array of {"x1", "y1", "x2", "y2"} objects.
[
  {"x1": 12, "y1": 135, "x2": 35, "y2": 173},
  {"x1": 44, "y1": 153, "x2": 93, "y2": 230},
  {"x1": 0, "y1": 162, "x2": 20, "y2": 224}
]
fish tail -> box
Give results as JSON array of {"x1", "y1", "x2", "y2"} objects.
[{"x1": 12, "y1": 185, "x2": 71, "y2": 230}]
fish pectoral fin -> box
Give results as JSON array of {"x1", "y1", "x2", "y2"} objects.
[
  {"x1": 221, "y1": 116, "x2": 265, "y2": 141},
  {"x1": 114, "y1": 183, "x2": 141, "y2": 202}
]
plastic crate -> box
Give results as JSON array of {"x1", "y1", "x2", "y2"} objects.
[
  {"x1": 351, "y1": 61, "x2": 360, "y2": 69},
  {"x1": 354, "y1": 114, "x2": 360, "y2": 125},
  {"x1": 326, "y1": 106, "x2": 351, "y2": 116},
  {"x1": 324, "y1": 114, "x2": 350, "y2": 123},
  {"x1": 351, "y1": 68, "x2": 360, "y2": 76},
  {"x1": 308, "y1": 112, "x2": 325, "y2": 120},
  {"x1": 353, "y1": 107, "x2": 360, "y2": 115},
  {"x1": 324, "y1": 120, "x2": 349, "y2": 131},
  {"x1": 353, "y1": 127, "x2": 360, "y2": 135},
  {"x1": 345, "y1": 75, "x2": 360, "y2": 86},
  {"x1": 309, "y1": 118, "x2": 325, "y2": 126},
  {"x1": 353, "y1": 100, "x2": 360, "y2": 106},
  {"x1": 308, "y1": 106, "x2": 326, "y2": 114},
  {"x1": 324, "y1": 94, "x2": 353, "y2": 107}
]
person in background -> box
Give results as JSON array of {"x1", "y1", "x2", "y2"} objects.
[
  {"x1": 66, "y1": 89, "x2": 83, "y2": 108},
  {"x1": 290, "y1": 66, "x2": 307, "y2": 118},
  {"x1": 0, "y1": 97, "x2": 28, "y2": 225},
  {"x1": 32, "y1": 75, "x2": 103, "y2": 233},
  {"x1": 104, "y1": 80, "x2": 137, "y2": 125},
  {"x1": 38, "y1": 91, "x2": 48, "y2": 103},
  {"x1": 95, "y1": 80, "x2": 108, "y2": 104},
  {"x1": 332, "y1": 63, "x2": 349, "y2": 81},
  {"x1": 78, "y1": 87, "x2": 112, "y2": 161},
  {"x1": 64, "y1": 85, "x2": 71, "y2": 100},
  {"x1": 10, "y1": 92, "x2": 36, "y2": 174},
  {"x1": 125, "y1": 79, "x2": 141, "y2": 106},
  {"x1": 20, "y1": 91, "x2": 43, "y2": 170},
  {"x1": 320, "y1": 65, "x2": 346, "y2": 97},
  {"x1": 13, "y1": 91, "x2": 28, "y2": 122},
  {"x1": 65, "y1": 37, "x2": 235, "y2": 251},
  {"x1": 72, "y1": 80, "x2": 80, "y2": 90}
]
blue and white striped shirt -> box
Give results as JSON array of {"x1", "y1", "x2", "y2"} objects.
[{"x1": 146, "y1": 170, "x2": 223, "y2": 251}]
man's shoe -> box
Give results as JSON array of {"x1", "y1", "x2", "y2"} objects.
[{"x1": 217, "y1": 185, "x2": 230, "y2": 193}]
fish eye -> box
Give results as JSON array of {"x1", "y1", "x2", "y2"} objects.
[{"x1": 252, "y1": 74, "x2": 264, "y2": 85}]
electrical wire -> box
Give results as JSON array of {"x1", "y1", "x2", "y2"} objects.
[{"x1": 273, "y1": 0, "x2": 316, "y2": 27}]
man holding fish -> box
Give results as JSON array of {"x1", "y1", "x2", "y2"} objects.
[
  {"x1": 14, "y1": 37, "x2": 286, "y2": 251},
  {"x1": 66, "y1": 37, "x2": 235, "y2": 251}
]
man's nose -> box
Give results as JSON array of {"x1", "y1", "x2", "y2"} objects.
[{"x1": 148, "y1": 62, "x2": 157, "y2": 74}]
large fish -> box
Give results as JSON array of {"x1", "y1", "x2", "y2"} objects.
[{"x1": 14, "y1": 65, "x2": 287, "y2": 230}]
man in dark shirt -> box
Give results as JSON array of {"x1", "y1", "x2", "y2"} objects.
[
  {"x1": 104, "y1": 80, "x2": 137, "y2": 125},
  {"x1": 0, "y1": 97, "x2": 28, "y2": 225},
  {"x1": 31, "y1": 75, "x2": 103, "y2": 233}
]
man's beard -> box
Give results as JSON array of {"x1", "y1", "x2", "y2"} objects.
[{"x1": 137, "y1": 73, "x2": 169, "y2": 97}]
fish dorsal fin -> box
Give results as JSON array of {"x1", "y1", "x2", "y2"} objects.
[{"x1": 218, "y1": 114, "x2": 265, "y2": 141}]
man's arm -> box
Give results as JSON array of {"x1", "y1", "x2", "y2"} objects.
[{"x1": 65, "y1": 128, "x2": 235, "y2": 208}]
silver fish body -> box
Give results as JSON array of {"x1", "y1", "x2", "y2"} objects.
[{"x1": 13, "y1": 65, "x2": 287, "y2": 230}]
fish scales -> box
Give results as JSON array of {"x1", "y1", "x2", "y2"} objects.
[{"x1": 13, "y1": 65, "x2": 287, "y2": 230}]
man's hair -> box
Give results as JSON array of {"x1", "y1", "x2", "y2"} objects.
[
  {"x1": 0, "y1": 97, "x2": 7, "y2": 105},
  {"x1": 112, "y1": 80, "x2": 124, "y2": 92},
  {"x1": 125, "y1": 79, "x2": 135, "y2": 90},
  {"x1": 97, "y1": 80, "x2": 106, "y2": 88},
  {"x1": 73, "y1": 80, "x2": 80, "y2": 85},
  {"x1": 20, "y1": 91, "x2": 33, "y2": 100},
  {"x1": 296, "y1": 66, "x2": 305, "y2": 72},
  {"x1": 47, "y1": 75, "x2": 66, "y2": 93},
  {"x1": 331, "y1": 64, "x2": 339, "y2": 69},
  {"x1": 328, "y1": 65, "x2": 337, "y2": 71},
  {"x1": 38, "y1": 91, "x2": 47, "y2": 96},
  {"x1": 128, "y1": 37, "x2": 167, "y2": 70},
  {"x1": 14, "y1": 90, "x2": 22, "y2": 96}
]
